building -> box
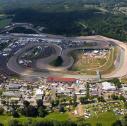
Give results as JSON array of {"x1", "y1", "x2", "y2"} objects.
[
  {"x1": 35, "y1": 89, "x2": 44, "y2": 100},
  {"x1": 7, "y1": 84, "x2": 21, "y2": 90},
  {"x1": 47, "y1": 77, "x2": 77, "y2": 83},
  {"x1": 2, "y1": 91, "x2": 21, "y2": 98},
  {"x1": 102, "y1": 82, "x2": 116, "y2": 91}
]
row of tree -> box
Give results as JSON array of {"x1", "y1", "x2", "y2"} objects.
[
  {"x1": 7, "y1": 119, "x2": 125, "y2": 126},
  {"x1": 11, "y1": 100, "x2": 48, "y2": 118}
]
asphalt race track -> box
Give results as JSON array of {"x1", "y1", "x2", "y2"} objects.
[{"x1": 7, "y1": 35, "x2": 127, "y2": 80}]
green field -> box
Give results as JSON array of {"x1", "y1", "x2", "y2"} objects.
[
  {"x1": 0, "y1": 112, "x2": 73, "y2": 126},
  {"x1": 0, "y1": 112, "x2": 121, "y2": 126},
  {"x1": 85, "y1": 112, "x2": 120, "y2": 126}
]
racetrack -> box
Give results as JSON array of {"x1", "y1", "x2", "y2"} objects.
[{"x1": 7, "y1": 35, "x2": 127, "y2": 79}]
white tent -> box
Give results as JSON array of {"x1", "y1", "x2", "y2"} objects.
[{"x1": 102, "y1": 82, "x2": 116, "y2": 91}]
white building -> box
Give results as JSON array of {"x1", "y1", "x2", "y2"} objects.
[
  {"x1": 35, "y1": 89, "x2": 44, "y2": 100},
  {"x1": 102, "y1": 82, "x2": 116, "y2": 91}
]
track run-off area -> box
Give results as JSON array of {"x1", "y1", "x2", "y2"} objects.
[{"x1": 7, "y1": 35, "x2": 127, "y2": 80}]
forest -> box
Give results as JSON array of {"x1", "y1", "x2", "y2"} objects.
[{"x1": 0, "y1": 0, "x2": 127, "y2": 40}]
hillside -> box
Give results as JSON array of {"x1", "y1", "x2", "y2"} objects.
[
  {"x1": 0, "y1": 0, "x2": 127, "y2": 41},
  {"x1": 0, "y1": 0, "x2": 126, "y2": 12}
]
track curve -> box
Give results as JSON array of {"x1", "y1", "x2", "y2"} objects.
[{"x1": 7, "y1": 35, "x2": 127, "y2": 79}]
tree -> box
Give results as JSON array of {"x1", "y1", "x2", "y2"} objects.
[
  {"x1": 73, "y1": 94, "x2": 77, "y2": 107},
  {"x1": 25, "y1": 105, "x2": 37, "y2": 117},
  {"x1": 80, "y1": 97, "x2": 89, "y2": 104},
  {"x1": 23, "y1": 118, "x2": 32, "y2": 126},
  {"x1": 86, "y1": 83, "x2": 90, "y2": 98},
  {"x1": 9, "y1": 120, "x2": 22, "y2": 126},
  {"x1": 119, "y1": 95, "x2": 126, "y2": 102},
  {"x1": 21, "y1": 100, "x2": 38, "y2": 117},
  {"x1": 0, "y1": 123, "x2": 3, "y2": 126},
  {"x1": 0, "y1": 90, "x2": 3, "y2": 96},
  {"x1": 109, "y1": 78, "x2": 122, "y2": 89},
  {"x1": 123, "y1": 115, "x2": 127, "y2": 126},
  {"x1": 81, "y1": 123, "x2": 91, "y2": 126},
  {"x1": 97, "y1": 96, "x2": 105, "y2": 102},
  {"x1": 23, "y1": 100, "x2": 30, "y2": 107},
  {"x1": 59, "y1": 105, "x2": 65, "y2": 113},
  {"x1": 38, "y1": 106, "x2": 48, "y2": 117},
  {"x1": 51, "y1": 56, "x2": 63, "y2": 67},
  {"x1": 111, "y1": 94, "x2": 119, "y2": 100},
  {"x1": 12, "y1": 109, "x2": 20, "y2": 118},
  {"x1": 36, "y1": 99, "x2": 43, "y2": 107},
  {"x1": 1, "y1": 100, "x2": 6, "y2": 105},
  {"x1": 112, "y1": 120, "x2": 122, "y2": 126},
  {"x1": 21, "y1": 104, "x2": 37, "y2": 117},
  {"x1": 51, "y1": 99, "x2": 59, "y2": 108},
  {"x1": 96, "y1": 123, "x2": 102, "y2": 126},
  {"x1": 30, "y1": 120, "x2": 77, "y2": 126},
  {"x1": 0, "y1": 107, "x2": 4, "y2": 115},
  {"x1": 125, "y1": 102, "x2": 127, "y2": 109}
]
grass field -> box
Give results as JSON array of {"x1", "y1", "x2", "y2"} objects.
[
  {"x1": 85, "y1": 112, "x2": 120, "y2": 126},
  {"x1": 0, "y1": 112, "x2": 121, "y2": 126},
  {"x1": 72, "y1": 50, "x2": 108, "y2": 71},
  {"x1": 99, "y1": 47, "x2": 119, "y2": 74},
  {"x1": 0, "y1": 112, "x2": 75, "y2": 126},
  {"x1": 70, "y1": 47, "x2": 118, "y2": 75}
]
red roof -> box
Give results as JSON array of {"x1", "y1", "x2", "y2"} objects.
[{"x1": 47, "y1": 77, "x2": 77, "y2": 83}]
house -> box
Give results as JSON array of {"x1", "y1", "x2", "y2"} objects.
[
  {"x1": 7, "y1": 84, "x2": 21, "y2": 90},
  {"x1": 2, "y1": 91, "x2": 21, "y2": 98}
]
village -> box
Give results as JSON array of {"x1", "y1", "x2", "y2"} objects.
[{"x1": 0, "y1": 75, "x2": 127, "y2": 119}]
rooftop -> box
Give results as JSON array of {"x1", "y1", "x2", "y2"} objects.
[{"x1": 47, "y1": 77, "x2": 77, "y2": 83}]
